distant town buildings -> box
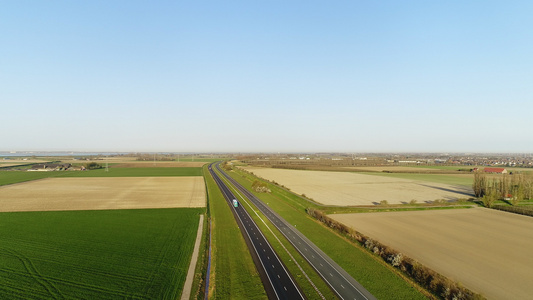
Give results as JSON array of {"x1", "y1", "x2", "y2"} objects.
[{"x1": 29, "y1": 163, "x2": 72, "y2": 171}]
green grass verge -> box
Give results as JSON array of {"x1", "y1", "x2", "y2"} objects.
[
  {"x1": 0, "y1": 208, "x2": 203, "y2": 299},
  {"x1": 229, "y1": 168, "x2": 427, "y2": 300},
  {"x1": 203, "y1": 165, "x2": 266, "y2": 299}
]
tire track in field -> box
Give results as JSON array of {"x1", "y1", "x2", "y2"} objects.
[
  {"x1": 141, "y1": 216, "x2": 193, "y2": 298},
  {"x1": 0, "y1": 265, "x2": 145, "y2": 299},
  {"x1": 0, "y1": 267, "x2": 55, "y2": 299},
  {"x1": 2, "y1": 248, "x2": 65, "y2": 299},
  {"x1": 140, "y1": 218, "x2": 181, "y2": 297},
  {"x1": 2, "y1": 238, "x2": 150, "y2": 283}
]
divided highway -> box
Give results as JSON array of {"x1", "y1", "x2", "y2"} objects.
[
  {"x1": 208, "y1": 163, "x2": 305, "y2": 300},
  {"x1": 215, "y1": 163, "x2": 376, "y2": 300}
]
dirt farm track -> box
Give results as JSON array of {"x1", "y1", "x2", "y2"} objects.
[
  {"x1": 331, "y1": 208, "x2": 533, "y2": 299},
  {"x1": 0, "y1": 177, "x2": 206, "y2": 212}
]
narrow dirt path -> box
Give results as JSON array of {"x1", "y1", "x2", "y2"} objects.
[{"x1": 180, "y1": 214, "x2": 204, "y2": 300}]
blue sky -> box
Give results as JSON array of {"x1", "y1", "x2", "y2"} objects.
[{"x1": 2, "y1": 1, "x2": 532, "y2": 152}]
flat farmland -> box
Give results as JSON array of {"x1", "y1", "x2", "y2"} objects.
[
  {"x1": 331, "y1": 208, "x2": 533, "y2": 299},
  {"x1": 341, "y1": 166, "x2": 440, "y2": 172},
  {"x1": 0, "y1": 159, "x2": 49, "y2": 167},
  {"x1": 0, "y1": 177, "x2": 205, "y2": 212},
  {"x1": 0, "y1": 208, "x2": 202, "y2": 299},
  {"x1": 243, "y1": 167, "x2": 471, "y2": 205},
  {"x1": 61, "y1": 167, "x2": 203, "y2": 177},
  {"x1": 111, "y1": 162, "x2": 206, "y2": 168}
]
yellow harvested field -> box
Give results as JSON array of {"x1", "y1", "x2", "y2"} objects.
[
  {"x1": 242, "y1": 167, "x2": 471, "y2": 205},
  {"x1": 331, "y1": 208, "x2": 533, "y2": 299},
  {"x1": 0, "y1": 177, "x2": 205, "y2": 212}
]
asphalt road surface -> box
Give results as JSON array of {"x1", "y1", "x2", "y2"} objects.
[
  {"x1": 208, "y1": 164, "x2": 305, "y2": 300},
  {"x1": 215, "y1": 163, "x2": 376, "y2": 300}
]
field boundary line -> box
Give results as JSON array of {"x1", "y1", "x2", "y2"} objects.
[{"x1": 181, "y1": 214, "x2": 204, "y2": 300}]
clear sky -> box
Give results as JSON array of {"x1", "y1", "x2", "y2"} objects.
[{"x1": 2, "y1": 1, "x2": 532, "y2": 153}]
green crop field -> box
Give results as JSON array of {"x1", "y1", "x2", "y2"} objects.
[
  {"x1": 0, "y1": 171, "x2": 62, "y2": 186},
  {"x1": 0, "y1": 208, "x2": 203, "y2": 299}
]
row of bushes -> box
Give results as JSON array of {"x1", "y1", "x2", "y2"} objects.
[
  {"x1": 306, "y1": 207, "x2": 484, "y2": 300},
  {"x1": 492, "y1": 205, "x2": 533, "y2": 217}
]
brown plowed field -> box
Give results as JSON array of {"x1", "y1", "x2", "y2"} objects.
[
  {"x1": 242, "y1": 167, "x2": 471, "y2": 205},
  {"x1": 331, "y1": 208, "x2": 533, "y2": 299},
  {"x1": 0, "y1": 177, "x2": 205, "y2": 212}
]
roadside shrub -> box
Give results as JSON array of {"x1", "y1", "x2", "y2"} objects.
[
  {"x1": 251, "y1": 180, "x2": 271, "y2": 193},
  {"x1": 380, "y1": 200, "x2": 389, "y2": 206},
  {"x1": 388, "y1": 252, "x2": 403, "y2": 267},
  {"x1": 85, "y1": 162, "x2": 102, "y2": 170},
  {"x1": 221, "y1": 161, "x2": 233, "y2": 171}
]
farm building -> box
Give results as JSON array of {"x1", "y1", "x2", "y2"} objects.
[
  {"x1": 483, "y1": 167, "x2": 507, "y2": 174},
  {"x1": 29, "y1": 163, "x2": 72, "y2": 171}
]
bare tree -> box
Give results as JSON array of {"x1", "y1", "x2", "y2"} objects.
[
  {"x1": 482, "y1": 180, "x2": 498, "y2": 208},
  {"x1": 473, "y1": 171, "x2": 487, "y2": 197}
]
